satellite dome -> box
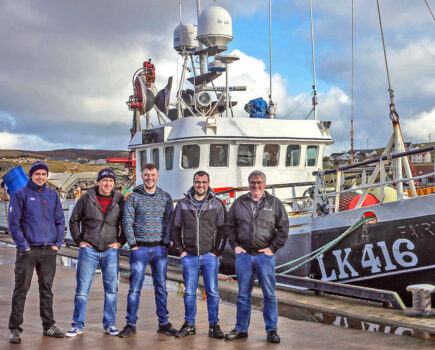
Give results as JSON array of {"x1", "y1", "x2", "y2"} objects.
[
  {"x1": 197, "y1": 6, "x2": 233, "y2": 47},
  {"x1": 174, "y1": 23, "x2": 198, "y2": 52}
]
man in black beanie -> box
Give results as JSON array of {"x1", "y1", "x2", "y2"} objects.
[
  {"x1": 66, "y1": 167, "x2": 125, "y2": 337},
  {"x1": 8, "y1": 161, "x2": 65, "y2": 343}
]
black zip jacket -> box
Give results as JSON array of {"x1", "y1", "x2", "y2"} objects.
[
  {"x1": 69, "y1": 186, "x2": 125, "y2": 252},
  {"x1": 171, "y1": 187, "x2": 227, "y2": 256},
  {"x1": 226, "y1": 191, "x2": 289, "y2": 255}
]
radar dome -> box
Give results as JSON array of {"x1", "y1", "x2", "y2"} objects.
[
  {"x1": 197, "y1": 6, "x2": 233, "y2": 47},
  {"x1": 174, "y1": 23, "x2": 198, "y2": 52}
]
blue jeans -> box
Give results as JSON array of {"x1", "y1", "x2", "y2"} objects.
[
  {"x1": 235, "y1": 252, "x2": 278, "y2": 333},
  {"x1": 126, "y1": 246, "x2": 169, "y2": 326},
  {"x1": 72, "y1": 246, "x2": 119, "y2": 329},
  {"x1": 181, "y1": 253, "x2": 220, "y2": 326}
]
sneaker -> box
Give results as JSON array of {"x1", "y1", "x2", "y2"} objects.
[
  {"x1": 118, "y1": 325, "x2": 136, "y2": 338},
  {"x1": 104, "y1": 326, "x2": 120, "y2": 336},
  {"x1": 175, "y1": 322, "x2": 196, "y2": 338},
  {"x1": 43, "y1": 325, "x2": 64, "y2": 338},
  {"x1": 9, "y1": 329, "x2": 21, "y2": 344},
  {"x1": 209, "y1": 323, "x2": 224, "y2": 339},
  {"x1": 65, "y1": 327, "x2": 84, "y2": 338},
  {"x1": 157, "y1": 322, "x2": 177, "y2": 336},
  {"x1": 224, "y1": 328, "x2": 248, "y2": 340},
  {"x1": 267, "y1": 330, "x2": 280, "y2": 343}
]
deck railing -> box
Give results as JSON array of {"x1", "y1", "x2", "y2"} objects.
[{"x1": 312, "y1": 146, "x2": 435, "y2": 216}]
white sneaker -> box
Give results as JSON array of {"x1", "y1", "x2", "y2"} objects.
[
  {"x1": 65, "y1": 327, "x2": 83, "y2": 337},
  {"x1": 104, "y1": 326, "x2": 120, "y2": 336}
]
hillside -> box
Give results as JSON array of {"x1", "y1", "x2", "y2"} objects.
[{"x1": 0, "y1": 148, "x2": 128, "y2": 161}]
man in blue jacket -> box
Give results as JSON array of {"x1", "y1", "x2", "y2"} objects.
[{"x1": 8, "y1": 161, "x2": 65, "y2": 344}]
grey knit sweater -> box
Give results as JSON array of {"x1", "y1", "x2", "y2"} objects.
[{"x1": 122, "y1": 185, "x2": 173, "y2": 248}]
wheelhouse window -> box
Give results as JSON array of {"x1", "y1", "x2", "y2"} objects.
[
  {"x1": 152, "y1": 148, "x2": 159, "y2": 170},
  {"x1": 237, "y1": 144, "x2": 256, "y2": 167},
  {"x1": 209, "y1": 144, "x2": 228, "y2": 167},
  {"x1": 263, "y1": 144, "x2": 279, "y2": 166},
  {"x1": 165, "y1": 147, "x2": 174, "y2": 170},
  {"x1": 140, "y1": 150, "x2": 147, "y2": 170},
  {"x1": 306, "y1": 145, "x2": 318, "y2": 167},
  {"x1": 286, "y1": 145, "x2": 300, "y2": 167},
  {"x1": 181, "y1": 145, "x2": 200, "y2": 169}
]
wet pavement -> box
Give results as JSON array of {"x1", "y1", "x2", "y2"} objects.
[{"x1": 0, "y1": 245, "x2": 434, "y2": 349}]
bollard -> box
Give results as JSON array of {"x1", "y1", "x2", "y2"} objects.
[{"x1": 404, "y1": 284, "x2": 435, "y2": 317}]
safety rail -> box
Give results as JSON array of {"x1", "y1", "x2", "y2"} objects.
[{"x1": 312, "y1": 146, "x2": 435, "y2": 216}]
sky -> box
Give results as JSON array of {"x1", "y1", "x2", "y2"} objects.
[{"x1": 0, "y1": 0, "x2": 434, "y2": 155}]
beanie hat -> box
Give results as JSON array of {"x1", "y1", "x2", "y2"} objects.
[
  {"x1": 97, "y1": 168, "x2": 116, "y2": 182},
  {"x1": 29, "y1": 161, "x2": 49, "y2": 178}
]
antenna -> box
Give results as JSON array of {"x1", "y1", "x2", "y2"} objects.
[
  {"x1": 268, "y1": 0, "x2": 277, "y2": 118},
  {"x1": 350, "y1": 0, "x2": 355, "y2": 163},
  {"x1": 309, "y1": 0, "x2": 318, "y2": 120}
]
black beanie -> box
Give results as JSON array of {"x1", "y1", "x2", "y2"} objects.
[
  {"x1": 29, "y1": 161, "x2": 49, "y2": 178},
  {"x1": 97, "y1": 168, "x2": 116, "y2": 182}
]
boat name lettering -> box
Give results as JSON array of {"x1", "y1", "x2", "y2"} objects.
[
  {"x1": 395, "y1": 221, "x2": 435, "y2": 239},
  {"x1": 316, "y1": 238, "x2": 418, "y2": 281}
]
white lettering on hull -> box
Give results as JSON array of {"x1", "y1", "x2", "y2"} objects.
[{"x1": 316, "y1": 238, "x2": 418, "y2": 282}]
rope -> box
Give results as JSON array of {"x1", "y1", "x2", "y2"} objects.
[
  {"x1": 425, "y1": 0, "x2": 435, "y2": 21},
  {"x1": 376, "y1": 0, "x2": 398, "y2": 123},
  {"x1": 221, "y1": 215, "x2": 374, "y2": 279},
  {"x1": 276, "y1": 215, "x2": 374, "y2": 275}
]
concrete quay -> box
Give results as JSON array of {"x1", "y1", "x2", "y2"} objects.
[{"x1": 0, "y1": 243, "x2": 434, "y2": 349}]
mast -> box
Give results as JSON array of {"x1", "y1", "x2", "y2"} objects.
[
  {"x1": 309, "y1": 0, "x2": 318, "y2": 120},
  {"x1": 268, "y1": 0, "x2": 277, "y2": 118},
  {"x1": 350, "y1": 0, "x2": 355, "y2": 163}
]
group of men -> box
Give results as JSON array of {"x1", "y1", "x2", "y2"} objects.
[{"x1": 8, "y1": 160, "x2": 289, "y2": 345}]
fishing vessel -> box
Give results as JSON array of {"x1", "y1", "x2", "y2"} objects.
[{"x1": 125, "y1": 2, "x2": 435, "y2": 306}]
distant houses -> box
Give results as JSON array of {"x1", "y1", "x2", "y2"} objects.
[{"x1": 327, "y1": 144, "x2": 433, "y2": 167}]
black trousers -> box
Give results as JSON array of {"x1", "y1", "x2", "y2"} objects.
[{"x1": 9, "y1": 246, "x2": 57, "y2": 332}]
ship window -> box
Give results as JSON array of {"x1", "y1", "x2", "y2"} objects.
[
  {"x1": 286, "y1": 145, "x2": 300, "y2": 167},
  {"x1": 237, "y1": 144, "x2": 256, "y2": 166},
  {"x1": 140, "y1": 150, "x2": 147, "y2": 170},
  {"x1": 165, "y1": 147, "x2": 174, "y2": 170},
  {"x1": 263, "y1": 144, "x2": 279, "y2": 166},
  {"x1": 306, "y1": 145, "x2": 318, "y2": 167},
  {"x1": 152, "y1": 148, "x2": 159, "y2": 170},
  {"x1": 209, "y1": 144, "x2": 228, "y2": 167},
  {"x1": 181, "y1": 145, "x2": 200, "y2": 169}
]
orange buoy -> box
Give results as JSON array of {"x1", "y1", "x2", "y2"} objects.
[{"x1": 348, "y1": 193, "x2": 378, "y2": 217}]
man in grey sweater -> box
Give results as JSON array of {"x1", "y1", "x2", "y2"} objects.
[{"x1": 118, "y1": 163, "x2": 177, "y2": 338}]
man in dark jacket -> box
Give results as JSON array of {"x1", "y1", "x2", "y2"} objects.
[
  {"x1": 224, "y1": 170, "x2": 289, "y2": 344},
  {"x1": 171, "y1": 171, "x2": 227, "y2": 339},
  {"x1": 66, "y1": 168, "x2": 125, "y2": 337},
  {"x1": 8, "y1": 161, "x2": 65, "y2": 343}
]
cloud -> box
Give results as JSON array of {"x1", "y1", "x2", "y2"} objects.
[
  {"x1": 0, "y1": 0, "x2": 433, "y2": 155},
  {"x1": 402, "y1": 108, "x2": 435, "y2": 143}
]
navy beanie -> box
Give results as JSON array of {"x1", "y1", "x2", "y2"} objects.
[
  {"x1": 97, "y1": 168, "x2": 116, "y2": 182},
  {"x1": 29, "y1": 161, "x2": 49, "y2": 178}
]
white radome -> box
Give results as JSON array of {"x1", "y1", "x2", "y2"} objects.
[
  {"x1": 174, "y1": 23, "x2": 198, "y2": 52},
  {"x1": 197, "y1": 5, "x2": 233, "y2": 47}
]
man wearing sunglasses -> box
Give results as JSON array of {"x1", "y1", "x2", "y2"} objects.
[
  {"x1": 224, "y1": 170, "x2": 289, "y2": 344},
  {"x1": 171, "y1": 171, "x2": 227, "y2": 339}
]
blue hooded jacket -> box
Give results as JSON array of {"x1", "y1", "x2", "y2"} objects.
[{"x1": 8, "y1": 180, "x2": 65, "y2": 252}]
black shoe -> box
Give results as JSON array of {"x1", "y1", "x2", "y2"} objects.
[
  {"x1": 267, "y1": 330, "x2": 280, "y2": 343},
  {"x1": 157, "y1": 322, "x2": 177, "y2": 336},
  {"x1": 43, "y1": 325, "x2": 64, "y2": 338},
  {"x1": 175, "y1": 322, "x2": 196, "y2": 338},
  {"x1": 118, "y1": 325, "x2": 137, "y2": 338},
  {"x1": 209, "y1": 323, "x2": 224, "y2": 339},
  {"x1": 224, "y1": 329, "x2": 248, "y2": 340},
  {"x1": 9, "y1": 329, "x2": 21, "y2": 344}
]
